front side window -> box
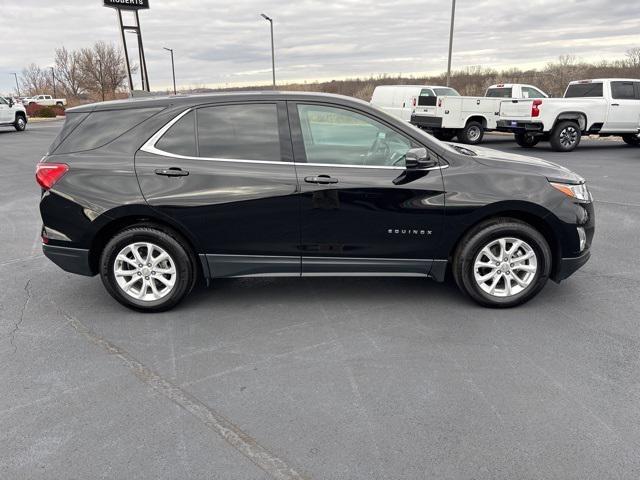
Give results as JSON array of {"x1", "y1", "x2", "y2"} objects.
[
  {"x1": 297, "y1": 104, "x2": 413, "y2": 167},
  {"x1": 0, "y1": 97, "x2": 8, "y2": 106},
  {"x1": 522, "y1": 87, "x2": 545, "y2": 98},
  {"x1": 197, "y1": 104, "x2": 281, "y2": 161},
  {"x1": 611, "y1": 81, "x2": 637, "y2": 100}
]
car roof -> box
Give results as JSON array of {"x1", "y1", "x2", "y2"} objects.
[
  {"x1": 67, "y1": 91, "x2": 374, "y2": 113},
  {"x1": 568, "y1": 78, "x2": 640, "y2": 84}
]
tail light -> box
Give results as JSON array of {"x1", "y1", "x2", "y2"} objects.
[
  {"x1": 36, "y1": 163, "x2": 69, "y2": 190},
  {"x1": 438, "y1": 99, "x2": 443, "y2": 107},
  {"x1": 532, "y1": 99, "x2": 542, "y2": 117},
  {"x1": 412, "y1": 97, "x2": 417, "y2": 107}
]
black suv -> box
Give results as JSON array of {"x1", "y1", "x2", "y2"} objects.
[{"x1": 37, "y1": 92, "x2": 594, "y2": 311}]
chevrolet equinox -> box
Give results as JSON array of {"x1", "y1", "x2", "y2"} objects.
[{"x1": 37, "y1": 92, "x2": 594, "y2": 311}]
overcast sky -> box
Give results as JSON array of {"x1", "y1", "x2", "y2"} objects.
[{"x1": 1, "y1": 0, "x2": 640, "y2": 94}]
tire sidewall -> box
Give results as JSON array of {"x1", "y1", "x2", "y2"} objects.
[
  {"x1": 458, "y1": 222, "x2": 552, "y2": 308},
  {"x1": 14, "y1": 115, "x2": 26, "y2": 132},
  {"x1": 551, "y1": 121, "x2": 581, "y2": 152},
  {"x1": 100, "y1": 228, "x2": 193, "y2": 312},
  {"x1": 461, "y1": 122, "x2": 484, "y2": 145}
]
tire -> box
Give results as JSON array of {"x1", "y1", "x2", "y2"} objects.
[
  {"x1": 56, "y1": 102, "x2": 63, "y2": 106},
  {"x1": 14, "y1": 115, "x2": 26, "y2": 132},
  {"x1": 458, "y1": 121, "x2": 484, "y2": 145},
  {"x1": 99, "y1": 226, "x2": 196, "y2": 312},
  {"x1": 622, "y1": 134, "x2": 640, "y2": 146},
  {"x1": 452, "y1": 218, "x2": 552, "y2": 308},
  {"x1": 434, "y1": 130, "x2": 457, "y2": 142},
  {"x1": 550, "y1": 120, "x2": 581, "y2": 152},
  {"x1": 514, "y1": 132, "x2": 539, "y2": 148}
]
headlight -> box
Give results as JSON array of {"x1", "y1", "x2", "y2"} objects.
[{"x1": 549, "y1": 181, "x2": 592, "y2": 201}]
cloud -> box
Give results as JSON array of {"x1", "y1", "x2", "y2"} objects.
[{"x1": 1, "y1": 0, "x2": 639, "y2": 93}]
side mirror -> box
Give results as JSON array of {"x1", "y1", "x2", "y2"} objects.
[
  {"x1": 7, "y1": 98, "x2": 14, "y2": 107},
  {"x1": 405, "y1": 148, "x2": 438, "y2": 170}
]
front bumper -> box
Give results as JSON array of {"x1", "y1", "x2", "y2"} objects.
[
  {"x1": 43, "y1": 244, "x2": 94, "y2": 276},
  {"x1": 410, "y1": 114, "x2": 443, "y2": 129},
  {"x1": 496, "y1": 120, "x2": 544, "y2": 133},
  {"x1": 553, "y1": 248, "x2": 591, "y2": 282}
]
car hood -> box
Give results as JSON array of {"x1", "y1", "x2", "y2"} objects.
[{"x1": 447, "y1": 143, "x2": 584, "y2": 184}]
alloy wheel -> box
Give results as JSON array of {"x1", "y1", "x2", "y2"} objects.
[
  {"x1": 473, "y1": 237, "x2": 538, "y2": 297},
  {"x1": 113, "y1": 242, "x2": 177, "y2": 302},
  {"x1": 559, "y1": 126, "x2": 578, "y2": 148}
]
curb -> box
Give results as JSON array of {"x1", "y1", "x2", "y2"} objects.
[{"x1": 28, "y1": 116, "x2": 65, "y2": 123}]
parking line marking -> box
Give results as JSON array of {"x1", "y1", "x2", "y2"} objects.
[{"x1": 59, "y1": 308, "x2": 311, "y2": 480}]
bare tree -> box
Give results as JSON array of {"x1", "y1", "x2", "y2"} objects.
[
  {"x1": 54, "y1": 47, "x2": 84, "y2": 98},
  {"x1": 20, "y1": 63, "x2": 51, "y2": 96},
  {"x1": 79, "y1": 42, "x2": 129, "y2": 101},
  {"x1": 626, "y1": 47, "x2": 640, "y2": 69}
]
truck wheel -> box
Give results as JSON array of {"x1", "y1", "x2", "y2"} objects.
[
  {"x1": 550, "y1": 121, "x2": 581, "y2": 152},
  {"x1": 14, "y1": 115, "x2": 26, "y2": 132},
  {"x1": 458, "y1": 121, "x2": 484, "y2": 145},
  {"x1": 622, "y1": 134, "x2": 640, "y2": 146},
  {"x1": 514, "y1": 132, "x2": 539, "y2": 148},
  {"x1": 435, "y1": 130, "x2": 457, "y2": 141},
  {"x1": 56, "y1": 101, "x2": 63, "y2": 106}
]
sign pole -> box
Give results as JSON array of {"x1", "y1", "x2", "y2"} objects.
[
  {"x1": 117, "y1": 8, "x2": 134, "y2": 92},
  {"x1": 135, "y1": 9, "x2": 150, "y2": 92}
]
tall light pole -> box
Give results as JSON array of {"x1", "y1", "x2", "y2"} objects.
[
  {"x1": 50, "y1": 67, "x2": 57, "y2": 97},
  {"x1": 260, "y1": 13, "x2": 276, "y2": 89},
  {"x1": 446, "y1": 0, "x2": 456, "y2": 87},
  {"x1": 10, "y1": 73, "x2": 20, "y2": 97},
  {"x1": 163, "y1": 47, "x2": 177, "y2": 94}
]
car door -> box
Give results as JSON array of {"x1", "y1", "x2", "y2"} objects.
[
  {"x1": 0, "y1": 97, "x2": 11, "y2": 122},
  {"x1": 136, "y1": 101, "x2": 301, "y2": 278},
  {"x1": 288, "y1": 101, "x2": 446, "y2": 276},
  {"x1": 603, "y1": 81, "x2": 640, "y2": 132}
]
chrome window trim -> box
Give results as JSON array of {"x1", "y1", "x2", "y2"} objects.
[{"x1": 140, "y1": 107, "x2": 448, "y2": 172}]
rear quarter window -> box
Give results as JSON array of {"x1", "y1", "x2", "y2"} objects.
[{"x1": 53, "y1": 107, "x2": 163, "y2": 154}]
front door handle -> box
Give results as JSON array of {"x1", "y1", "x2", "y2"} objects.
[
  {"x1": 155, "y1": 167, "x2": 189, "y2": 177},
  {"x1": 304, "y1": 175, "x2": 338, "y2": 185}
]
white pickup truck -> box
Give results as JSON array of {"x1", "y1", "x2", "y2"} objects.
[
  {"x1": 25, "y1": 94, "x2": 67, "y2": 106},
  {"x1": 0, "y1": 96, "x2": 28, "y2": 131},
  {"x1": 497, "y1": 78, "x2": 640, "y2": 152},
  {"x1": 410, "y1": 83, "x2": 548, "y2": 144}
]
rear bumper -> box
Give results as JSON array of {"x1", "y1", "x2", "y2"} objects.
[
  {"x1": 553, "y1": 249, "x2": 591, "y2": 282},
  {"x1": 43, "y1": 245, "x2": 94, "y2": 276},
  {"x1": 496, "y1": 120, "x2": 544, "y2": 133},
  {"x1": 410, "y1": 114, "x2": 443, "y2": 129}
]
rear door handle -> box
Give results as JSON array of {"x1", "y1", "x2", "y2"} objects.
[
  {"x1": 611, "y1": 103, "x2": 620, "y2": 106},
  {"x1": 155, "y1": 167, "x2": 189, "y2": 177},
  {"x1": 304, "y1": 175, "x2": 338, "y2": 185}
]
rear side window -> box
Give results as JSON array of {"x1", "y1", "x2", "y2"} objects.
[
  {"x1": 611, "y1": 81, "x2": 638, "y2": 100},
  {"x1": 564, "y1": 83, "x2": 603, "y2": 98},
  {"x1": 156, "y1": 111, "x2": 196, "y2": 157},
  {"x1": 196, "y1": 104, "x2": 281, "y2": 161},
  {"x1": 522, "y1": 87, "x2": 545, "y2": 98},
  {"x1": 48, "y1": 112, "x2": 90, "y2": 153},
  {"x1": 54, "y1": 107, "x2": 162, "y2": 154},
  {"x1": 486, "y1": 88, "x2": 513, "y2": 98}
]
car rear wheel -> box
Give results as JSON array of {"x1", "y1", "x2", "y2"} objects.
[
  {"x1": 100, "y1": 226, "x2": 195, "y2": 312},
  {"x1": 622, "y1": 133, "x2": 640, "y2": 146},
  {"x1": 550, "y1": 121, "x2": 581, "y2": 152},
  {"x1": 458, "y1": 121, "x2": 484, "y2": 145},
  {"x1": 514, "y1": 132, "x2": 539, "y2": 148},
  {"x1": 14, "y1": 115, "x2": 26, "y2": 132},
  {"x1": 452, "y1": 218, "x2": 552, "y2": 308}
]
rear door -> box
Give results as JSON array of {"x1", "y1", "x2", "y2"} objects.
[
  {"x1": 289, "y1": 101, "x2": 446, "y2": 276},
  {"x1": 136, "y1": 102, "x2": 301, "y2": 278},
  {"x1": 603, "y1": 81, "x2": 640, "y2": 132}
]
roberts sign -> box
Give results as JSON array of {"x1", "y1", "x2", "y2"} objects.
[{"x1": 103, "y1": 0, "x2": 150, "y2": 9}]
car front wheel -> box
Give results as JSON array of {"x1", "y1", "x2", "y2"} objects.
[
  {"x1": 100, "y1": 226, "x2": 195, "y2": 312},
  {"x1": 452, "y1": 218, "x2": 552, "y2": 308},
  {"x1": 14, "y1": 115, "x2": 26, "y2": 132}
]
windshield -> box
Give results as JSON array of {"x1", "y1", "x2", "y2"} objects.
[{"x1": 432, "y1": 87, "x2": 460, "y2": 97}]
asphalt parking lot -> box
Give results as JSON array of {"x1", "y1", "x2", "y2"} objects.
[{"x1": 1, "y1": 120, "x2": 640, "y2": 479}]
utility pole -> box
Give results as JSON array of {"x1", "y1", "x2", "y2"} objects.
[
  {"x1": 163, "y1": 47, "x2": 177, "y2": 94},
  {"x1": 51, "y1": 67, "x2": 57, "y2": 97},
  {"x1": 446, "y1": 0, "x2": 456, "y2": 87},
  {"x1": 260, "y1": 13, "x2": 276, "y2": 89},
  {"x1": 10, "y1": 73, "x2": 20, "y2": 97}
]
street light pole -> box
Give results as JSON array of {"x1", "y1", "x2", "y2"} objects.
[
  {"x1": 51, "y1": 67, "x2": 57, "y2": 97},
  {"x1": 446, "y1": 0, "x2": 456, "y2": 87},
  {"x1": 163, "y1": 47, "x2": 177, "y2": 95},
  {"x1": 260, "y1": 13, "x2": 276, "y2": 89},
  {"x1": 10, "y1": 73, "x2": 20, "y2": 97}
]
